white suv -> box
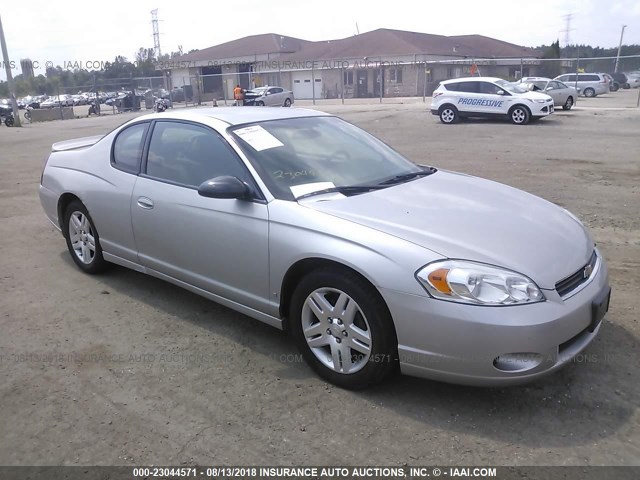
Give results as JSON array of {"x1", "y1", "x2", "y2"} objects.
[{"x1": 431, "y1": 77, "x2": 554, "y2": 125}]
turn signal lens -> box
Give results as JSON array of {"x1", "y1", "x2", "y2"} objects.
[{"x1": 427, "y1": 268, "x2": 451, "y2": 294}]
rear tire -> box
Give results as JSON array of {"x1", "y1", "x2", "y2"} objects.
[
  {"x1": 563, "y1": 96, "x2": 574, "y2": 110},
  {"x1": 438, "y1": 105, "x2": 458, "y2": 124},
  {"x1": 62, "y1": 201, "x2": 109, "y2": 274},
  {"x1": 509, "y1": 105, "x2": 531, "y2": 125},
  {"x1": 584, "y1": 87, "x2": 596, "y2": 98},
  {"x1": 290, "y1": 268, "x2": 397, "y2": 389}
]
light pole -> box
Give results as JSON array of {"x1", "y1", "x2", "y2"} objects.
[
  {"x1": 614, "y1": 24, "x2": 627, "y2": 73},
  {"x1": 0, "y1": 14, "x2": 21, "y2": 126}
]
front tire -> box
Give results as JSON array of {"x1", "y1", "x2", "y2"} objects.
[
  {"x1": 563, "y1": 96, "x2": 574, "y2": 110},
  {"x1": 63, "y1": 201, "x2": 109, "y2": 274},
  {"x1": 256, "y1": 101, "x2": 265, "y2": 106},
  {"x1": 284, "y1": 98, "x2": 292, "y2": 107},
  {"x1": 584, "y1": 87, "x2": 596, "y2": 98},
  {"x1": 438, "y1": 105, "x2": 458, "y2": 124},
  {"x1": 509, "y1": 105, "x2": 531, "y2": 125},
  {"x1": 290, "y1": 268, "x2": 397, "y2": 389}
]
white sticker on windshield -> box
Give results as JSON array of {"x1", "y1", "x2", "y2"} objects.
[
  {"x1": 234, "y1": 125, "x2": 284, "y2": 151},
  {"x1": 290, "y1": 182, "x2": 336, "y2": 199}
]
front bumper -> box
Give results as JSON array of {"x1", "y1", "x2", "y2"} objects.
[
  {"x1": 380, "y1": 253, "x2": 609, "y2": 386},
  {"x1": 531, "y1": 101, "x2": 554, "y2": 117}
]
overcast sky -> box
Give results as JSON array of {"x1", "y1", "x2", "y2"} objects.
[{"x1": 1, "y1": 0, "x2": 638, "y2": 81}]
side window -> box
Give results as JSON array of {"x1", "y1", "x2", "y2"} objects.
[
  {"x1": 444, "y1": 83, "x2": 459, "y2": 91},
  {"x1": 273, "y1": 87, "x2": 283, "y2": 93},
  {"x1": 563, "y1": 75, "x2": 576, "y2": 82},
  {"x1": 146, "y1": 122, "x2": 249, "y2": 187},
  {"x1": 457, "y1": 81, "x2": 479, "y2": 93},
  {"x1": 112, "y1": 123, "x2": 148, "y2": 173},
  {"x1": 478, "y1": 82, "x2": 500, "y2": 94}
]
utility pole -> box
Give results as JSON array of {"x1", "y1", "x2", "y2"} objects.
[
  {"x1": 614, "y1": 25, "x2": 627, "y2": 73},
  {"x1": 0, "y1": 14, "x2": 21, "y2": 126}
]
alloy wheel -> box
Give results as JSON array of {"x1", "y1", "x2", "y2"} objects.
[{"x1": 301, "y1": 287, "x2": 372, "y2": 374}]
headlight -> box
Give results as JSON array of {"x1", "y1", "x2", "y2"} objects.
[
  {"x1": 531, "y1": 99, "x2": 547, "y2": 103},
  {"x1": 416, "y1": 260, "x2": 545, "y2": 305}
]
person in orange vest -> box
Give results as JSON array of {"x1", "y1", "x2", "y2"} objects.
[{"x1": 233, "y1": 84, "x2": 244, "y2": 106}]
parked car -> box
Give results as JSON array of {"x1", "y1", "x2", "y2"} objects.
[
  {"x1": 242, "y1": 86, "x2": 294, "y2": 107},
  {"x1": 40, "y1": 97, "x2": 61, "y2": 108},
  {"x1": 71, "y1": 94, "x2": 88, "y2": 106},
  {"x1": 41, "y1": 95, "x2": 74, "y2": 108},
  {"x1": 431, "y1": 77, "x2": 554, "y2": 125},
  {"x1": 517, "y1": 77, "x2": 578, "y2": 110},
  {"x1": 625, "y1": 72, "x2": 640, "y2": 88},
  {"x1": 554, "y1": 73, "x2": 609, "y2": 97},
  {"x1": 19, "y1": 96, "x2": 41, "y2": 109},
  {"x1": 608, "y1": 72, "x2": 629, "y2": 89},
  {"x1": 38, "y1": 108, "x2": 610, "y2": 388},
  {"x1": 601, "y1": 73, "x2": 619, "y2": 92}
]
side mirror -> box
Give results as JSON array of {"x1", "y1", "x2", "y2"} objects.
[
  {"x1": 496, "y1": 90, "x2": 505, "y2": 95},
  {"x1": 198, "y1": 176, "x2": 251, "y2": 200},
  {"x1": 545, "y1": 86, "x2": 552, "y2": 91}
]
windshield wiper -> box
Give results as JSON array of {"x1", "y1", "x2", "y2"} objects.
[
  {"x1": 296, "y1": 185, "x2": 386, "y2": 201},
  {"x1": 378, "y1": 167, "x2": 436, "y2": 186}
]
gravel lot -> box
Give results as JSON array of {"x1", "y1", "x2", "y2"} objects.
[{"x1": 0, "y1": 91, "x2": 638, "y2": 466}]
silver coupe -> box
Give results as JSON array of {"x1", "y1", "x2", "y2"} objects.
[{"x1": 39, "y1": 108, "x2": 611, "y2": 389}]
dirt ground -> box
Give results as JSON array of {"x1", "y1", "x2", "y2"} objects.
[{"x1": 0, "y1": 91, "x2": 638, "y2": 466}]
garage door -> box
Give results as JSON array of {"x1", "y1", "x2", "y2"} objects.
[{"x1": 292, "y1": 71, "x2": 322, "y2": 99}]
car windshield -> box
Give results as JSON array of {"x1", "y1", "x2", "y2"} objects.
[
  {"x1": 496, "y1": 79, "x2": 528, "y2": 94},
  {"x1": 230, "y1": 116, "x2": 426, "y2": 201}
]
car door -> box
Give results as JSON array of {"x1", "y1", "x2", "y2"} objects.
[
  {"x1": 477, "y1": 81, "x2": 511, "y2": 115},
  {"x1": 266, "y1": 87, "x2": 283, "y2": 106},
  {"x1": 546, "y1": 81, "x2": 567, "y2": 105},
  {"x1": 450, "y1": 81, "x2": 481, "y2": 114},
  {"x1": 88, "y1": 121, "x2": 150, "y2": 263},
  {"x1": 131, "y1": 120, "x2": 271, "y2": 312}
]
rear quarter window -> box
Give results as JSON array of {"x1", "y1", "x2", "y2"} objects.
[{"x1": 112, "y1": 123, "x2": 149, "y2": 173}]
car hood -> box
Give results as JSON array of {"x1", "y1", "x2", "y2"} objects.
[
  {"x1": 520, "y1": 91, "x2": 552, "y2": 101},
  {"x1": 301, "y1": 170, "x2": 593, "y2": 289}
]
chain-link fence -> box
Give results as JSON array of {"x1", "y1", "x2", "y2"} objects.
[{"x1": 168, "y1": 55, "x2": 640, "y2": 108}]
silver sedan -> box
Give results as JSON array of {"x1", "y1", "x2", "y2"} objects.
[
  {"x1": 243, "y1": 86, "x2": 294, "y2": 107},
  {"x1": 39, "y1": 108, "x2": 610, "y2": 389},
  {"x1": 519, "y1": 77, "x2": 578, "y2": 110}
]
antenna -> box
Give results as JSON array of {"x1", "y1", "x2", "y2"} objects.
[
  {"x1": 355, "y1": 22, "x2": 360, "y2": 35},
  {"x1": 151, "y1": 9, "x2": 162, "y2": 58},
  {"x1": 560, "y1": 13, "x2": 575, "y2": 48}
]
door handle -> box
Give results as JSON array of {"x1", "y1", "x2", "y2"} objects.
[{"x1": 137, "y1": 197, "x2": 154, "y2": 209}]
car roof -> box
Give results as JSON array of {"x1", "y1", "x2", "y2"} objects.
[
  {"x1": 133, "y1": 107, "x2": 330, "y2": 126},
  {"x1": 521, "y1": 77, "x2": 552, "y2": 81},
  {"x1": 441, "y1": 76, "x2": 505, "y2": 84}
]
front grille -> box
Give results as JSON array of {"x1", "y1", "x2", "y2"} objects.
[{"x1": 556, "y1": 250, "x2": 598, "y2": 298}]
